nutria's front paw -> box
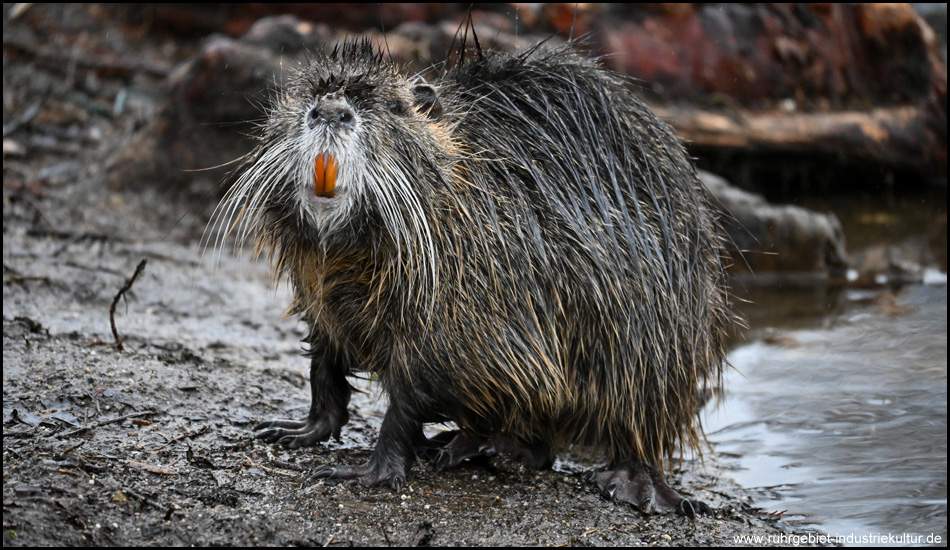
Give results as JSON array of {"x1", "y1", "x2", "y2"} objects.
[
  {"x1": 591, "y1": 460, "x2": 713, "y2": 518},
  {"x1": 311, "y1": 456, "x2": 409, "y2": 491},
  {"x1": 254, "y1": 409, "x2": 347, "y2": 449}
]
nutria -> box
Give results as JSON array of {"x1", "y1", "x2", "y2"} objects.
[{"x1": 211, "y1": 38, "x2": 732, "y2": 516}]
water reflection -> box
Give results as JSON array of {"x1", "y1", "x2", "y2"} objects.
[{"x1": 707, "y1": 281, "x2": 947, "y2": 545}]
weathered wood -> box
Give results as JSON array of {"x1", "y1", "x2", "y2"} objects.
[{"x1": 657, "y1": 105, "x2": 945, "y2": 177}]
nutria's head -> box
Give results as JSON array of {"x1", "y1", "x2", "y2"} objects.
[
  {"x1": 208, "y1": 40, "x2": 451, "y2": 303},
  {"x1": 211, "y1": 39, "x2": 449, "y2": 254}
]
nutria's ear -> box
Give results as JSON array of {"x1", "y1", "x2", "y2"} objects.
[{"x1": 412, "y1": 83, "x2": 443, "y2": 117}]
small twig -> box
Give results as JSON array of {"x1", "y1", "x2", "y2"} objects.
[
  {"x1": 110, "y1": 258, "x2": 147, "y2": 350},
  {"x1": 152, "y1": 425, "x2": 208, "y2": 451},
  {"x1": 58, "y1": 410, "x2": 157, "y2": 438},
  {"x1": 51, "y1": 498, "x2": 87, "y2": 529},
  {"x1": 123, "y1": 488, "x2": 161, "y2": 511},
  {"x1": 323, "y1": 527, "x2": 341, "y2": 548},
  {"x1": 61, "y1": 440, "x2": 87, "y2": 454},
  {"x1": 63, "y1": 261, "x2": 126, "y2": 277},
  {"x1": 5, "y1": 275, "x2": 50, "y2": 283},
  {"x1": 555, "y1": 526, "x2": 624, "y2": 547},
  {"x1": 2, "y1": 95, "x2": 45, "y2": 138},
  {"x1": 129, "y1": 460, "x2": 179, "y2": 476},
  {"x1": 94, "y1": 411, "x2": 157, "y2": 427},
  {"x1": 26, "y1": 228, "x2": 109, "y2": 241}
]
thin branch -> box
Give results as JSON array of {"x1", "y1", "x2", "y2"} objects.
[{"x1": 110, "y1": 258, "x2": 147, "y2": 350}]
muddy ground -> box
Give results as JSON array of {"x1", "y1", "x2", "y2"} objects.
[{"x1": 4, "y1": 5, "x2": 817, "y2": 546}]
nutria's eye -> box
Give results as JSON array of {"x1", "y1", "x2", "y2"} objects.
[{"x1": 387, "y1": 100, "x2": 407, "y2": 116}]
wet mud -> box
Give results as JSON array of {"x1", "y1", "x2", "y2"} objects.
[{"x1": 3, "y1": 4, "x2": 820, "y2": 546}]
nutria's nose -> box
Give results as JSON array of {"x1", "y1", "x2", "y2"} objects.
[{"x1": 307, "y1": 97, "x2": 355, "y2": 130}]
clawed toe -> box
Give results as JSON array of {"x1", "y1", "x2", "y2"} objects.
[
  {"x1": 592, "y1": 460, "x2": 712, "y2": 517},
  {"x1": 253, "y1": 416, "x2": 341, "y2": 448}
]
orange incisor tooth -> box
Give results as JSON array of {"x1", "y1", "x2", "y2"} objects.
[{"x1": 314, "y1": 153, "x2": 338, "y2": 197}]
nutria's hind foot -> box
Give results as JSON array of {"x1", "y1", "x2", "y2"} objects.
[
  {"x1": 311, "y1": 394, "x2": 420, "y2": 492},
  {"x1": 311, "y1": 455, "x2": 409, "y2": 491},
  {"x1": 591, "y1": 460, "x2": 713, "y2": 518},
  {"x1": 432, "y1": 432, "x2": 496, "y2": 469},
  {"x1": 413, "y1": 429, "x2": 461, "y2": 462},
  {"x1": 412, "y1": 429, "x2": 486, "y2": 465},
  {"x1": 430, "y1": 432, "x2": 554, "y2": 470}
]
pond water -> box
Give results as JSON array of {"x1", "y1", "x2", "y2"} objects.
[{"x1": 705, "y1": 192, "x2": 947, "y2": 546}]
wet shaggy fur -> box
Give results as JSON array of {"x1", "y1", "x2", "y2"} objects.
[{"x1": 212, "y1": 39, "x2": 732, "y2": 487}]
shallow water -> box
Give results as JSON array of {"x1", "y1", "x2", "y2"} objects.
[{"x1": 706, "y1": 279, "x2": 947, "y2": 546}]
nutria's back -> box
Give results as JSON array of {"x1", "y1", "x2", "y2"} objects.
[{"x1": 409, "y1": 45, "x2": 731, "y2": 467}]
